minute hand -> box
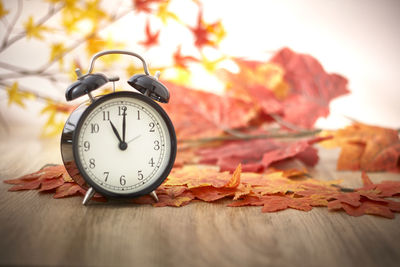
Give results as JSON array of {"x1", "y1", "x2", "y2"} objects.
[{"x1": 122, "y1": 109, "x2": 126, "y2": 142}]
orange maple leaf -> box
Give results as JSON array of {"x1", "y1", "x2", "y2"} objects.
[{"x1": 320, "y1": 122, "x2": 400, "y2": 172}]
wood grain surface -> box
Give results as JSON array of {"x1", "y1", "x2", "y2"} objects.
[{"x1": 0, "y1": 128, "x2": 399, "y2": 267}]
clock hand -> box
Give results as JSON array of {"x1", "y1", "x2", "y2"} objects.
[
  {"x1": 122, "y1": 108, "x2": 126, "y2": 142},
  {"x1": 127, "y1": 134, "x2": 141, "y2": 144},
  {"x1": 109, "y1": 120, "x2": 123, "y2": 143}
]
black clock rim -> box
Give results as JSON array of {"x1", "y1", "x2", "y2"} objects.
[{"x1": 72, "y1": 91, "x2": 177, "y2": 199}]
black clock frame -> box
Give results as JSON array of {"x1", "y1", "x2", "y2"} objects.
[{"x1": 61, "y1": 91, "x2": 177, "y2": 199}]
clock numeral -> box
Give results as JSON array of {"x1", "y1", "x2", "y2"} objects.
[
  {"x1": 154, "y1": 140, "x2": 160, "y2": 151},
  {"x1": 103, "y1": 172, "x2": 109, "y2": 182},
  {"x1": 91, "y1": 123, "x2": 99, "y2": 133},
  {"x1": 118, "y1": 106, "x2": 127, "y2": 116},
  {"x1": 83, "y1": 141, "x2": 90, "y2": 151},
  {"x1": 138, "y1": 170, "x2": 144, "y2": 180},
  {"x1": 149, "y1": 157, "x2": 155, "y2": 167},
  {"x1": 102, "y1": 111, "x2": 110, "y2": 121},
  {"x1": 137, "y1": 110, "x2": 140, "y2": 120},
  {"x1": 149, "y1": 122, "x2": 155, "y2": 132},
  {"x1": 89, "y1": 158, "x2": 95, "y2": 169},
  {"x1": 120, "y1": 175, "x2": 126, "y2": 186}
]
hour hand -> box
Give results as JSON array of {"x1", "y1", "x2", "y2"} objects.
[{"x1": 109, "y1": 120, "x2": 122, "y2": 143}]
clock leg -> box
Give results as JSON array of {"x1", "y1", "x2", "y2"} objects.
[
  {"x1": 150, "y1": 191, "x2": 159, "y2": 202},
  {"x1": 82, "y1": 187, "x2": 96, "y2": 205}
]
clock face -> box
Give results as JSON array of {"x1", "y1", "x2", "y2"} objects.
[{"x1": 73, "y1": 92, "x2": 176, "y2": 197}]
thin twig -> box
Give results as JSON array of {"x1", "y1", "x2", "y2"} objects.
[
  {"x1": 0, "y1": 81, "x2": 65, "y2": 104},
  {"x1": 1, "y1": 0, "x2": 23, "y2": 49},
  {"x1": 270, "y1": 113, "x2": 308, "y2": 132},
  {"x1": 0, "y1": 2, "x2": 63, "y2": 53},
  {"x1": 35, "y1": 8, "x2": 132, "y2": 74},
  {"x1": 181, "y1": 129, "x2": 322, "y2": 144}
]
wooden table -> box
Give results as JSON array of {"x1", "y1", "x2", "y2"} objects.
[{"x1": 0, "y1": 127, "x2": 399, "y2": 267}]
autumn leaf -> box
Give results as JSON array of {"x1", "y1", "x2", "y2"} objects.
[
  {"x1": 165, "y1": 164, "x2": 241, "y2": 189},
  {"x1": 200, "y1": 53, "x2": 226, "y2": 72},
  {"x1": 41, "y1": 101, "x2": 75, "y2": 137},
  {"x1": 320, "y1": 122, "x2": 400, "y2": 172},
  {"x1": 50, "y1": 42, "x2": 68, "y2": 67},
  {"x1": 270, "y1": 48, "x2": 350, "y2": 128},
  {"x1": 173, "y1": 45, "x2": 198, "y2": 69},
  {"x1": 86, "y1": 34, "x2": 125, "y2": 64},
  {"x1": 220, "y1": 48, "x2": 349, "y2": 129},
  {"x1": 6, "y1": 82, "x2": 35, "y2": 108},
  {"x1": 0, "y1": 0, "x2": 9, "y2": 18},
  {"x1": 189, "y1": 9, "x2": 223, "y2": 49},
  {"x1": 139, "y1": 20, "x2": 160, "y2": 49},
  {"x1": 225, "y1": 59, "x2": 290, "y2": 102},
  {"x1": 197, "y1": 136, "x2": 328, "y2": 173},
  {"x1": 24, "y1": 16, "x2": 52, "y2": 40},
  {"x1": 161, "y1": 81, "x2": 257, "y2": 140},
  {"x1": 84, "y1": 0, "x2": 108, "y2": 29},
  {"x1": 4, "y1": 165, "x2": 71, "y2": 191},
  {"x1": 133, "y1": 0, "x2": 163, "y2": 13},
  {"x1": 156, "y1": 0, "x2": 180, "y2": 24}
]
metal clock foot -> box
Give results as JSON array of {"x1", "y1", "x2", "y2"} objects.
[
  {"x1": 150, "y1": 191, "x2": 159, "y2": 202},
  {"x1": 82, "y1": 187, "x2": 96, "y2": 205}
]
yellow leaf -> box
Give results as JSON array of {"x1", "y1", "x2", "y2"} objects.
[
  {"x1": 125, "y1": 63, "x2": 164, "y2": 77},
  {"x1": 59, "y1": 1, "x2": 84, "y2": 33},
  {"x1": 40, "y1": 101, "x2": 71, "y2": 137},
  {"x1": 169, "y1": 67, "x2": 191, "y2": 85},
  {"x1": 50, "y1": 43, "x2": 68, "y2": 68},
  {"x1": 84, "y1": 0, "x2": 108, "y2": 29},
  {"x1": 233, "y1": 61, "x2": 289, "y2": 100},
  {"x1": 207, "y1": 20, "x2": 226, "y2": 45},
  {"x1": 200, "y1": 54, "x2": 226, "y2": 73},
  {"x1": 156, "y1": 1, "x2": 181, "y2": 24},
  {"x1": 86, "y1": 34, "x2": 125, "y2": 65},
  {"x1": 0, "y1": 0, "x2": 9, "y2": 18},
  {"x1": 24, "y1": 16, "x2": 52, "y2": 40},
  {"x1": 6, "y1": 82, "x2": 35, "y2": 108}
]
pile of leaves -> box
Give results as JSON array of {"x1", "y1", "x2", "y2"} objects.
[
  {"x1": 4, "y1": 48, "x2": 400, "y2": 219},
  {"x1": 4, "y1": 164, "x2": 400, "y2": 219}
]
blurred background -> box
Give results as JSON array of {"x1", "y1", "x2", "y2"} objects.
[{"x1": 0, "y1": 0, "x2": 399, "y2": 138}]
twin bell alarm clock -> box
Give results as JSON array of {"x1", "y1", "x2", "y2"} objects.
[{"x1": 61, "y1": 50, "x2": 177, "y2": 205}]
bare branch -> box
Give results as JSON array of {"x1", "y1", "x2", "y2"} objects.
[
  {"x1": 35, "y1": 8, "x2": 132, "y2": 74},
  {"x1": 270, "y1": 113, "x2": 308, "y2": 132},
  {"x1": 181, "y1": 129, "x2": 322, "y2": 144},
  {"x1": 0, "y1": 2, "x2": 64, "y2": 53},
  {"x1": 1, "y1": 0, "x2": 23, "y2": 49}
]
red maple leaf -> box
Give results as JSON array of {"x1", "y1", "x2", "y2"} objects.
[
  {"x1": 270, "y1": 48, "x2": 350, "y2": 128},
  {"x1": 161, "y1": 81, "x2": 257, "y2": 140},
  {"x1": 132, "y1": 0, "x2": 163, "y2": 13},
  {"x1": 220, "y1": 48, "x2": 350, "y2": 129},
  {"x1": 139, "y1": 20, "x2": 160, "y2": 49},
  {"x1": 173, "y1": 45, "x2": 199, "y2": 69},
  {"x1": 197, "y1": 136, "x2": 328, "y2": 173},
  {"x1": 189, "y1": 10, "x2": 215, "y2": 49}
]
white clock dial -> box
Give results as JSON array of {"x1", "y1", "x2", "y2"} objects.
[{"x1": 75, "y1": 95, "x2": 173, "y2": 195}]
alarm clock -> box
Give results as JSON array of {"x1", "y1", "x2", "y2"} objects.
[{"x1": 61, "y1": 50, "x2": 177, "y2": 205}]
